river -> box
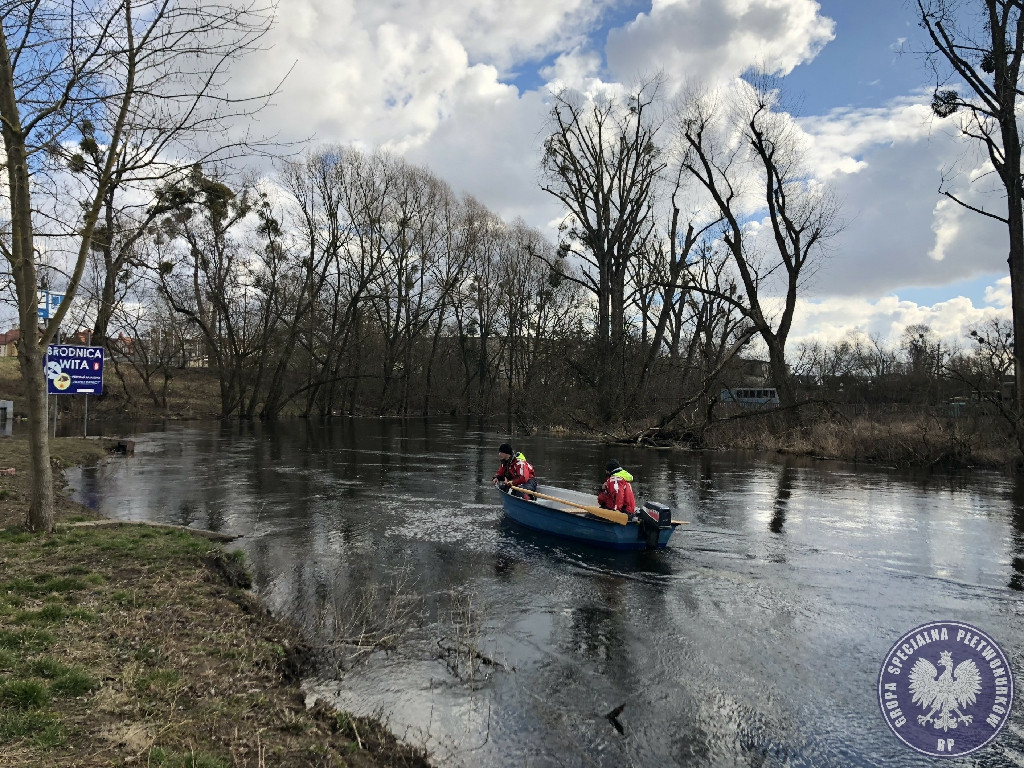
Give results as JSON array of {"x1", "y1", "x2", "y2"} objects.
[{"x1": 66, "y1": 418, "x2": 1024, "y2": 767}]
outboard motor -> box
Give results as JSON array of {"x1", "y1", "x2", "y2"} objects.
[{"x1": 637, "y1": 501, "x2": 672, "y2": 549}]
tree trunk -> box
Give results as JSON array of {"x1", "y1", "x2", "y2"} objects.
[
  {"x1": 1004, "y1": 124, "x2": 1024, "y2": 418},
  {"x1": 1, "y1": 25, "x2": 54, "y2": 531},
  {"x1": 20, "y1": 316, "x2": 54, "y2": 532},
  {"x1": 92, "y1": 192, "x2": 118, "y2": 347}
]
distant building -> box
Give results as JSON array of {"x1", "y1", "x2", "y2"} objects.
[{"x1": 0, "y1": 328, "x2": 19, "y2": 357}]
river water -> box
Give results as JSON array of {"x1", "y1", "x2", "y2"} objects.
[{"x1": 66, "y1": 418, "x2": 1024, "y2": 767}]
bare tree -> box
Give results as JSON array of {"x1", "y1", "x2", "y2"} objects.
[
  {"x1": 0, "y1": 0, "x2": 276, "y2": 531},
  {"x1": 155, "y1": 168, "x2": 278, "y2": 417},
  {"x1": 453, "y1": 196, "x2": 506, "y2": 413},
  {"x1": 540, "y1": 78, "x2": 666, "y2": 420},
  {"x1": 674, "y1": 81, "x2": 841, "y2": 420},
  {"x1": 107, "y1": 287, "x2": 185, "y2": 411},
  {"x1": 916, "y1": 0, "x2": 1024, "y2": 425},
  {"x1": 267, "y1": 147, "x2": 358, "y2": 419}
]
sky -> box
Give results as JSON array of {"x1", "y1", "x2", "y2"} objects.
[{"x1": 14, "y1": 0, "x2": 1015, "y2": 350}]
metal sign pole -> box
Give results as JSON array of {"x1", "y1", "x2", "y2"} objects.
[
  {"x1": 84, "y1": 330, "x2": 91, "y2": 438},
  {"x1": 41, "y1": 291, "x2": 49, "y2": 440},
  {"x1": 52, "y1": 327, "x2": 59, "y2": 439}
]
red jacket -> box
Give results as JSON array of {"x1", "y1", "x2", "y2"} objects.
[
  {"x1": 598, "y1": 470, "x2": 636, "y2": 514},
  {"x1": 495, "y1": 453, "x2": 535, "y2": 488}
]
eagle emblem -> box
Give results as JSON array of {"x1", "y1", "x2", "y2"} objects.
[{"x1": 908, "y1": 650, "x2": 983, "y2": 732}]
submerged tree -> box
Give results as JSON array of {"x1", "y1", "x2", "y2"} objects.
[
  {"x1": 540, "y1": 78, "x2": 666, "y2": 421},
  {"x1": 674, "y1": 81, "x2": 841, "y2": 420}
]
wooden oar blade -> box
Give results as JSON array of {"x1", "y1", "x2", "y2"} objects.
[{"x1": 581, "y1": 505, "x2": 629, "y2": 525}]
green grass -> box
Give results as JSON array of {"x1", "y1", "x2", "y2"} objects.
[
  {"x1": 3, "y1": 577, "x2": 38, "y2": 595},
  {"x1": 13, "y1": 604, "x2": 95, "y2": 625},
  {"x1": 0, "y1": 529, "x2": 31, "y2": 544},
  {"x1": 49, "y1": 668, "x2": 96, "y2": 697},
  {"x1": 31, "y1": 720, "x2": 68, "y2": 749},
  {"x1": 0, "y1": 679, "x2": 50, "y2": 709},
  {"x1": 26, "y1": 657, "x2": 71, "y2": 679},
  {"x1": 0, "y1": 628, "x2": 55, "y2": 653},
  {"x1": 0, "y1": 708, "x2": 60, "y2": 745},
  {"x1": 39, "y1": 576, "x2": 84, "y2": 593},
  {"x1": 3, "y1": 575, "x2": 87, "y2": 597}
]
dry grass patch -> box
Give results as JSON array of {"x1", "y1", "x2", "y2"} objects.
[
  {"x1": 704, "y1": 409, "x2": 1016, "y2": 470},
  {"x1": 0, "y1": 524, "x2": 431, "y2": 767}
]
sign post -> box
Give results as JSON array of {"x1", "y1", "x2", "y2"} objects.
[
  {"x1": 37, "y1": 291, "x2": 66, "y2": 436},
  {"x1": 43, "y1": 344, "x2": 104, "y2": 437}
]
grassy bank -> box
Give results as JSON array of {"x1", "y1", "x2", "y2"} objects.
[
  {"x1": 0, "y1": 438, "x2": 430, "y2": 767},
  {"x1": 701, "y1": 407, "x2": 1017, "y2": 470},
  {"x1": 0, "y1": 357, "x2": 223, "y2": 422}
]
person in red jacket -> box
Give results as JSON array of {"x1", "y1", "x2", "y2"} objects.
[
  {"x1": 598, "y1": 459, "x2": 636, "y2": 515},
  {"x1": 492, "y1": 443, "x2": 537, "y2": 499}
]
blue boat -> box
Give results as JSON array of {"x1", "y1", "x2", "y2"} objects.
[{"x1": 497, "y1": 484, "x2": 679, "y2": 551}]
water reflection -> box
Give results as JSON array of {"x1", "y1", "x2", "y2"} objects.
[
  {"x1": 64, "y1": 419, "x2": 1024, "y2": 768},
  {"x1": 564, "y1": 575, "x2": 625, "y2": 664},
  {"x1": 770, "y1": 463, "x2": 795, "y2": 534}
]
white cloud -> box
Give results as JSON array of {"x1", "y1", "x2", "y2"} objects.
[
  {"x1": 794, "y1": 96, "x2": 1008, "y2": 299},
  {"x1": 985, "y1": 276, "x2": 1012, "y2": 308},
  {"x1": 606, "y1": 0, "x2": 835, "y2": 86},
  {"x1": 786, "y1": 283, "x2": 1012, "y2": 348},
  {"x1": 928, "y1": 197, "x2": 960, "y2": 262},
  {"x1": 798, "y1": 95, "x2": 937, "y2": 179},
  {"x1": 539, "y1": 48, "x2": 603, "y2": 87}
]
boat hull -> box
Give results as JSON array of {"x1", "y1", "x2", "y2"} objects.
[{"x1": 498, "y1": 487, "x2": 674, "y2": 551}]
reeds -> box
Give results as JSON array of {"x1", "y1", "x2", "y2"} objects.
[{"x1": 704, "y1": 408, "x2": 1014, "y2": 470}]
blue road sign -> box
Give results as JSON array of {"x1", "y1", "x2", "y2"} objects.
[
  {"x1": 44, "y1": 344, "x2": 104, "y2": 395},
  {"x1": 37, "y1": 290, "x2": 65, "y2": 320}
]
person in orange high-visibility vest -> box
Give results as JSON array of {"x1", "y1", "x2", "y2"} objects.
[
  {"x1": 597, "y1": 459, "x2": 636, "y2": 515},
  {"x1": 492, "y1": 443, "x2": 537, "y2": 499}
]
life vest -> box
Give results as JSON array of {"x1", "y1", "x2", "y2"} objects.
[
  {"x1": 598, "y1": 469, "x2": 636, "y2": 514},
  {"x1": 495, "y1": 452, "x2": 535, "y2": 486},
  {"x1": 511, "y1": 452, "x2": 535, "y2": 485}
]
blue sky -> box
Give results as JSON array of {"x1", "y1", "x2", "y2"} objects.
[{"x1": 785, "y1": 0, "x2": 926, "y2": 113}]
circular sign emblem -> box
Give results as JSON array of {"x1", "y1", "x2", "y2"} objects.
[
  {"x1": 878, "y1": 621, "x2": 1014, "y2": 757},
  {"x1": 54, "y1": 372, "x2": 72, "y2": 391}
]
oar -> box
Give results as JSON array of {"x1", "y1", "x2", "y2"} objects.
[{"x1": 509, "y1": 486, "x2": 629, "y2": 526}]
